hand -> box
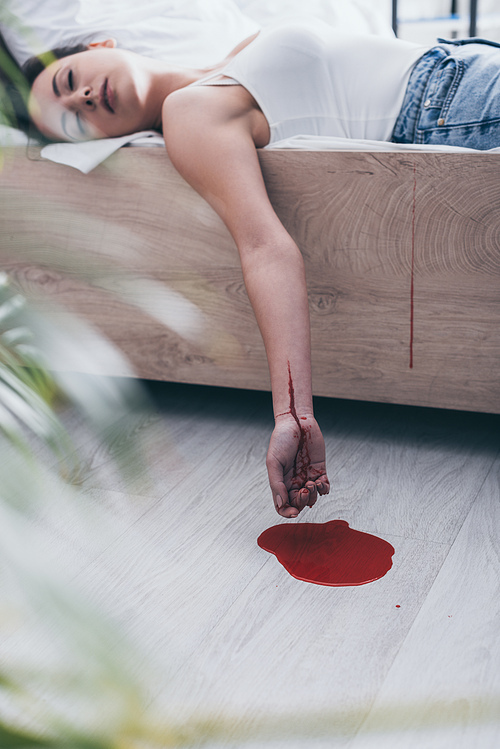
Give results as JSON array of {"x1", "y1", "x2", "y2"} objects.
[{"x1": 266, "y1": 413, "x2": 330, "y2": 518}]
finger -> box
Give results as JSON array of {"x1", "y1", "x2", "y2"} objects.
[
  {"x1": 288, "y1": 487, "x2": 306, "y2": 514},
  {"x1": 278, "y1": 503, "x2": 299, "y2": 519},
  {"x1": 317, "y1": 475, "x2": 330, "y2": 495},
  {"x1": 266, "y1": 455, "x2": 289, "y2": 515},
  {"x1": 276, "y1": 488, "x2": 300, "y2": 518},
  {"x1": 294, "y1": 486, "x2": 311, "y2": 513},
  {"x1": 305, "y1": 481, "x2": 317, "y2": 507},
  {"x1": 307, "y1": 491, "x2": 318, "y2": 508},
  {"x1": 271, "y1": 482, "x2": 289, "y2": 514}
]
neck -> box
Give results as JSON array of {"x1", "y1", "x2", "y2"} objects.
[{"x1": 140, "y1": 56, "x2": 213, "y2": 129}]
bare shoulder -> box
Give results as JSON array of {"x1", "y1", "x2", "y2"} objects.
[
  {"x1": 162, "y1": 85, "x2": 269, "y2": 149},
  {"x1": 160, "y1": 86, "x2": 277, "y2": 248},
  {"x1": 163, "y1": 85, "x2": 245, "y2": 127}
]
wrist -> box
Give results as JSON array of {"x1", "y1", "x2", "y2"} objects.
[
  {"x1": 271, "y1": 358, "x2": 313, "y2": 423},
  {"x1": 274, "y1": 409, "x2": 315, "y2": 423}
]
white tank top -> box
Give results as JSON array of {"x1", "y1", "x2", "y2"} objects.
[{"x1": 193, "y1": 18, "x2": 429, "y2": 143}]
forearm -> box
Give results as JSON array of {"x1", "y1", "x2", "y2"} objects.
[
  {"x1": 163, "y1": 102, "x2": 328, "y2": 514},
  {"x1": 163, "y1": 105, "x2": 314, "y2": 421},
  {"x1": 239, "y1": 237, "x2": 313, "y2": 420}
]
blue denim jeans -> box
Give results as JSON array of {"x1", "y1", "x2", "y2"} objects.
[{"x1": 392, "y1": 38, "x2": 500, "y2": 150}]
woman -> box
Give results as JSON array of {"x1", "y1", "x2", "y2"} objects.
[{"x1": 25, "y1": 19, "x2": 500, "y2": 517}]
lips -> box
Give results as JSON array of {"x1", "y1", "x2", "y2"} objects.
[{"x1": 100, "y1": 79, "x2": 115, "y2": 113}]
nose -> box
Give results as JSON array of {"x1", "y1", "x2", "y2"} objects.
[
  {"x1": 81, "y1": 86, "x2": 96, "y2": 109},
  {"x1": 66, "y1": 86, "x2": 96, "y2": 110}
]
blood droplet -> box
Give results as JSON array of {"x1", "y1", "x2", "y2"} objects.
[{"x1": 258, "y1": 519, "x2": 394, "y2": 587}]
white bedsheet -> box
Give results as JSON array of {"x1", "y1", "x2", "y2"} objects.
[
  {"x1": 0, "y1": 0, "x2": 258, "y2": 67},
  {"x1": 37, "y1": 132, "x2": 500, "y2": 175},
  {"x1": 270, "y1": 135, "x2": 500, "y2": 154},
  {"x1": 1, "y1": 0, "x2": 389, "y2": 66},
  {"x1": 2, "y1": 1, "x2": 499, "y2": 169}
]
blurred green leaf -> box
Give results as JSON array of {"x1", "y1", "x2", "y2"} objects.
[
  {"x1": 0, "y1": 44, "x2": 29, "y2": 95},
  {"x1": 0, "y1": 274, "x2": 155, "y2": 742},
  {"x1": 0, "y1": 718, "x2": 117, "y2": 749},
  {"x1": 0, "y1": 275, "x2": 78, "y2": 473},
  {"x1": 0, "y1": 722, "x2": 51, "y2": 748}
]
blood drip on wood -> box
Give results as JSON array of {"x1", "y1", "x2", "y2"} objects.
[
  {"x1": 410, "y1": 163, "x2": 416, "y2": 369},
  {"x1": 257, "y1": 519, "x2": 395, "y2": 587}
]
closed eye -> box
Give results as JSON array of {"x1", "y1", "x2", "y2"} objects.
[
  {"x1": 75, "y1": 112, "x2": 85, "y2": 136},
  {"x1": 68, "y1": 69, "x2": 74, "y2": 91},
  {"x1": 61, "y1": 110, "x2": 87, "y2": 140}
]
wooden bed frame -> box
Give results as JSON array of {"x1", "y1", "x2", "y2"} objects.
[{"x1": 1, "y1": 144, "x2": 499, "y2": 414}]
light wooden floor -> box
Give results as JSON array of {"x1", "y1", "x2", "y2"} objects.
[{"x1": 2, "y1": 379, "x2": 499, "y2": 747}]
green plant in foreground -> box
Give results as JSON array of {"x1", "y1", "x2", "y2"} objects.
[
  {"x1": 0, "y1": 274, "x2": 154, "y2": 745},
  {"x1": 0, "y1": 274, "x2": 75, "y2": 469},
  {"x1": 0, "y1": 277, "x2": 246, "y2": 749}
]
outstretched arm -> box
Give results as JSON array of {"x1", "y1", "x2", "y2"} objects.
[{"x1": 162, "y1": 87, "x2": 330, "y2": 516}]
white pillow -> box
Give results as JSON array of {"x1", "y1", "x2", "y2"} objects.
[
  {"x1": 0, "y1": 0, "x2": 260, "y2": 67},
  {"x1": 0, "y1": 122, "x2": 30, "y2": 144},
  {"x1": 233, "y1": 0, "x2": 394, "y2": 37}
]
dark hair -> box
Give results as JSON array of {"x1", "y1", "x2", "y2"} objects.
[
  {"x1": 21, "y1": 43, "x2": 89, "y2": 87},
  {"x1": 12, "y1": 43, "x2": 90, "y2": 143}
]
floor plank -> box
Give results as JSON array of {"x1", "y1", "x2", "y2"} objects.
[
  {"x1": 151, "y1": 533, "x2": 449, "y2": 719},
  {"x1": 348, "y1": 455, "x2": 500, "y2": 749},
  {"x1": 318, "y1": 406, "x2": 498, "y2": 544},
  {"x1": 1, "y1": 380, "x2": 499, "y2": 747}
]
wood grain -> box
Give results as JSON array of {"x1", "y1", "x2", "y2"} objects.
[
  {"x1": 349, "y1": 455, "x2": 500, "y2": 749},
  {"x1": 1, "y1": 147, "x2": 499, "y2": 412},
  {"x1": 0, "y1": 380, "x2": 498, "y2": 746}
]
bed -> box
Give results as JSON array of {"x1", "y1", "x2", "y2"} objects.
[{"x1": 1, "y1": 0, "x2": 499, "y2": 415}]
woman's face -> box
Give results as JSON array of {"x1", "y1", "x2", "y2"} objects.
[{"x1": 29, "y1": 41, "x2": 158, "y2": 141}]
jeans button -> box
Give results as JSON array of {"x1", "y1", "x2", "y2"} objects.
[
  {"x1": 437, "y1": 118, "x2": 445, "y2": 125},
  {"x1": 424, "y1": 99, "x2": 431, "y2": 107}
]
